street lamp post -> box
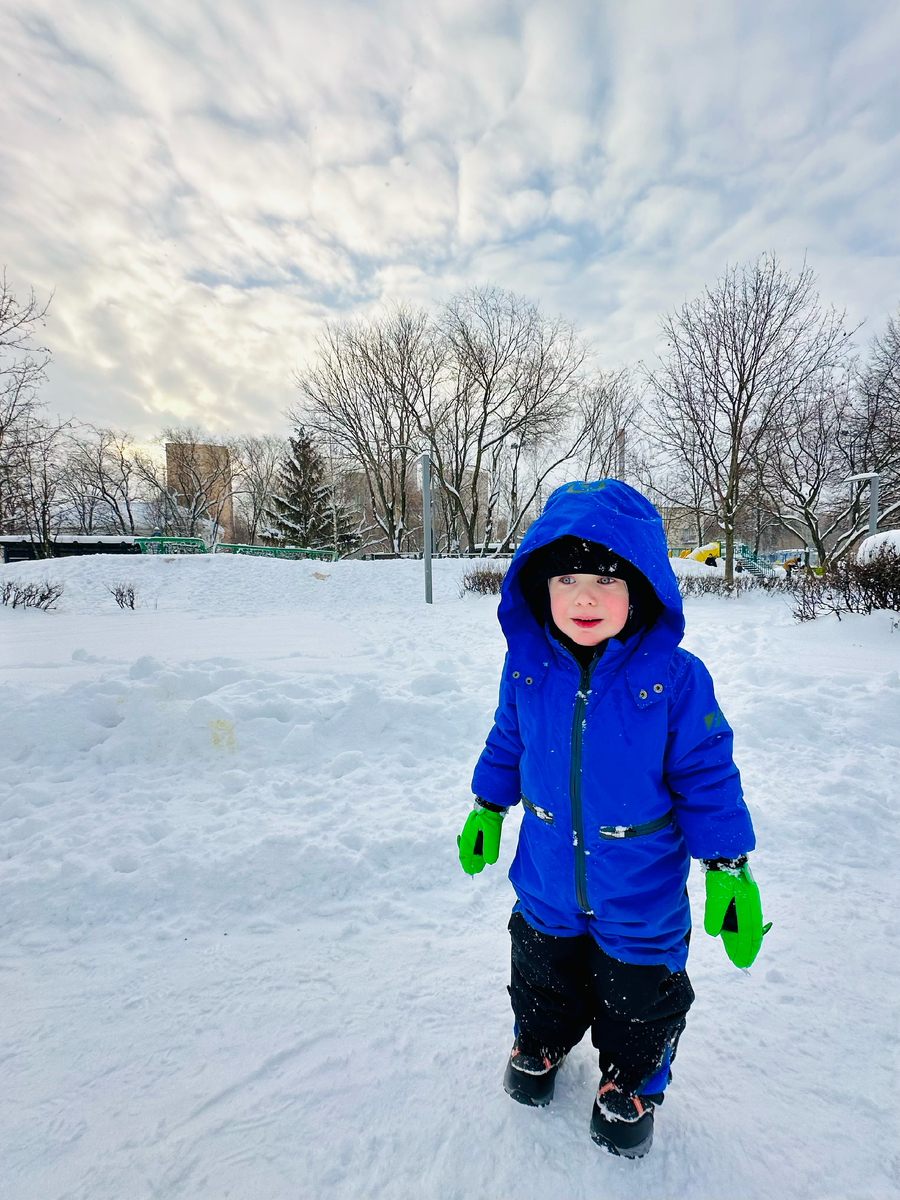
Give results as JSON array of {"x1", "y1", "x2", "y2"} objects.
[
  {"x1": 421, "y1": 450, "x2": 433, "y2": 604},
  {"x1": 845, "y1": 472, "x2": 880, "y2": 537},
  {"x1": 509, "y1": 443, "x2": 519, "y2": 545}
]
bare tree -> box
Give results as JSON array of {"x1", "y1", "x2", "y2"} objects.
[
  {"x1": 421, "y1": 286, "x2": 585, "y2": 554},
  {"x1": 297, "y1": 307, "x2": 433, "y2": 554},
  {"x1": 848, "y1": 310, "x2": 900, "y2": 511},
  {"x1": 491, "y1": 421, "x2": 594, "y2": 554},
  {"x1": 762, "y1": 370, "x2": 853, "y2": 568},
  {"x1": 634, "y1": 435, "x2": 714, "y2": 549},
  {"x1": 830, "y1": 312, "x2": 900, "y2": 558},
  {"x1": 573, "y1": 370, "x2": 639, "y2": 481},
  {"x1": 234, "y1": 434, "x2": 284, "y2": 544},
  {"x1": 737, "y1": 457, "x2": 781, "y2": 557},
  {"x1": 59, "y1": 439, "x2": 107, "y2": 533},
  {"x1": 647, "y1": 255, "x2": 853, "y2": 578},
  {"x1": 60, "y1": 427, "x2": 146, "y2": 534},
  {"x1": 10, "y1": 417, "x2": 69, "y2": 556},
  {"x1": 763, "y1": 312, "x2": 900, "y2": 568},
  {"x1": 133, "y1": 427, "x2": 241, "y2": 543},
  {"x1": 297, "y1": 290, "x2": 593, "y2": 555},
  {"x1": 0, "y1": 272, "x2": 52, "y2": 533}
]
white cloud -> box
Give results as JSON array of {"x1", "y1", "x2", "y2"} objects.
[{"x1": 0, "y1": 0, "x2": 895, "y2": 436}]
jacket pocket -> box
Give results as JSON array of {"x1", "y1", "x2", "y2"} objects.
[
  {"x1": 598, "y1": 809, "x2": 674, "y2": 840},
  {"x1": 522, "y1": 796, "x2": 554, "y2": 825}
]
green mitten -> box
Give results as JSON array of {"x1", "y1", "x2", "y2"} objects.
[
  {"x1": 703, "y1": 857, "x2": 770, "y2": 968},
  {"x1": 457, "y1": 801, "x2": 506, "y2": 875}
]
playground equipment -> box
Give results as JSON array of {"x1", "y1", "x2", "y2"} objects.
[
  {"x1": 670, "y1": 539, "x2": 774, "y2": 576},
  {"x1": 731, "y1": 542, "x2": 774, "y2": 576},
  {"x1": 680, "y1": 541, "x2": 720, "y2": 563}
]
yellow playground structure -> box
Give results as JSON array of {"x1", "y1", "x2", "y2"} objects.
[{"x1": 679, "y1": 541, "x2": 720, "y2": 562}]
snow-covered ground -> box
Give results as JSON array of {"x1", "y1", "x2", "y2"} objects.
[{"x1": 1, "y1": 553, "x2": 897, "y2": 1200}]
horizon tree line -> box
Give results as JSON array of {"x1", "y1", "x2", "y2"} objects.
[{"x1": 0, "y1": 258, "x2": 897, "y2": 572}]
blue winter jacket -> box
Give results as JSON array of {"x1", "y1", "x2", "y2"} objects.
[{"x1": 471, "y1": 480, "x2": 755, "y2": 971}]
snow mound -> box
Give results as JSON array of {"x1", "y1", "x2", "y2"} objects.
[
  {"x1": 0, "y1": 550, "x2": 474, "y2": 614},
  {"x1": 670, "y1": 555, "x2": 726, "y2": 576},
  {"x1": 857, "y1": 529, "x2": 900, "y2": 562}
]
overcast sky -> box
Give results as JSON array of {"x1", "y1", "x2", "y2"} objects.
[{"x1": 1, "y1": 0, "x2": 897, "y2": 437}]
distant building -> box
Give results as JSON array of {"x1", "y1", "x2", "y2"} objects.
[
  {"x1": 165, "y1": 443, "x2": 234, "y2": 543},
  {"x1": 658, "y1": 506, "x2": 716, "y2": 549}
]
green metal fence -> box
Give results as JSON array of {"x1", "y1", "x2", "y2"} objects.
[
  {"x1": 213, "y1": 543, "x2": 338, "y2": 562},
  {"x1": 135, "y1": 536, "x2": 208, "y2": 555},
  {"x1": 732, "y1": 542, "x2": 773, "y2": 576},
  {"x1": 135, "y1": 536, "x2": 338, "y2": 561}
]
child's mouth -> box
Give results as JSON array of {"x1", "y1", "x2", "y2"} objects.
[{"x1": 573, "y1": 618, "x2": 601, "y2": 626}]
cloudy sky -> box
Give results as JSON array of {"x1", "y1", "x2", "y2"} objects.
[{"x1": 1, "y1": 0, "x2": 897, "y2": 437}]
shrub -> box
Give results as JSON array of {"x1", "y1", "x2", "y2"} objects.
[
  {"x1": 461, "y1": 565, "x2": 507, "y2": 596},
  {"x1": 848, "y1": 546, "x2": 900, "y2": 611},
  {"x1": 789, "y1": 574, "x2": 826, "y2": 622},
  {"x1": 792, "y1": 547, "x2": 900, "y2": 621},
  {"x1": 676, "y1": 574, "x2": 757, "y2": 599},
  {"x1": 109, "y1": 583, "x2": 137, "y2": 609},
  {"x1": 0, "y1": 580, "x2": 64, "y2": 610}
]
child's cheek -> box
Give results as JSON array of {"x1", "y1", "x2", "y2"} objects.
[
  {"x1": 608, "y1": 591, "x2": 630, "y2": 630},
  {"x1": 549, "y1": 592, "x2": 568, "y2": 627}
]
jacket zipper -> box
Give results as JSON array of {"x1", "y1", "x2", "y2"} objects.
[{"x1": 569, "y1": 659, "x2": 596, "y2": 914}]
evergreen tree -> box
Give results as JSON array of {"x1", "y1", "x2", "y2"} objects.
[
  {"x1": 265, "y1": 428, "x2": 332, "y2": 548},
  {"x1": 265, "y1": 428, "x2": 360, "y2": 554}
]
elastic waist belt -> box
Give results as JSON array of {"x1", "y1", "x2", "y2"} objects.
[{"x1": 598, "y1": 809, "x2": 675, "y2": 840}]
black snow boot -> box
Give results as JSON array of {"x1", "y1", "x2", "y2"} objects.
[
  {"x1": 502, "y1": 1036, "x2": 567, "y2": 1107},
  {"x1": 589, "y1": 1079, "x2": 661, "y2": 1157}
]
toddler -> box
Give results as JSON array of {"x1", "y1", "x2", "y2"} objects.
[{"x1": 458, "y1": 480, "x2": 766, "y2": 1157}]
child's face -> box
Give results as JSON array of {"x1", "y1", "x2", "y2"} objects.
[{"x1": 548, "y1": 573, "x2": 630, "y2": 645}]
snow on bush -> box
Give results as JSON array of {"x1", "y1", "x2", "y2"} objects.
[{"x1": 857, "y1": 529, "x2": 900, "y2": 562}]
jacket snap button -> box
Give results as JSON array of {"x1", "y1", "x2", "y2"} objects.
[
  {"x1": 512, "y1": 671, "x2": 520, "y2": 678},
  {"x1": 653, "y1": 683, "x2": 663, "y2": 693},
  {"x1": 525, "y1": 677, "x2": 533, "y2": 685},
  {"x1": 638, "y1": 689, "x2": 648, "y2": 699}
]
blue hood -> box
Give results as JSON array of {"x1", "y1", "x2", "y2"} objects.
[{"x1": 499, "y1": 480, "x2": 684, "y2": 659}]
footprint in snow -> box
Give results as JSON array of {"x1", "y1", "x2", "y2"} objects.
[
  {"x1": 329, "y1": 751, "x2": 365, "y2": 778},
  {"x1": 110, "y1": 853, "x2": 140, "y2": 874},
  {"x1": 219, "y1": 769, "x2": 251, "y2": 794},
  {"x1": 409, "y1": 673, "x2": 460, "y2": 696}
]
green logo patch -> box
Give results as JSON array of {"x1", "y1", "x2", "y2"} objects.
[{"x1": 566, "y1": 480, "x2": 607, "y2": 494}]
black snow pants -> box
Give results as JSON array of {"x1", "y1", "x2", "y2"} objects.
[{"x1": 508, "y1": 911, "x2": 695, "y2": 1095}]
